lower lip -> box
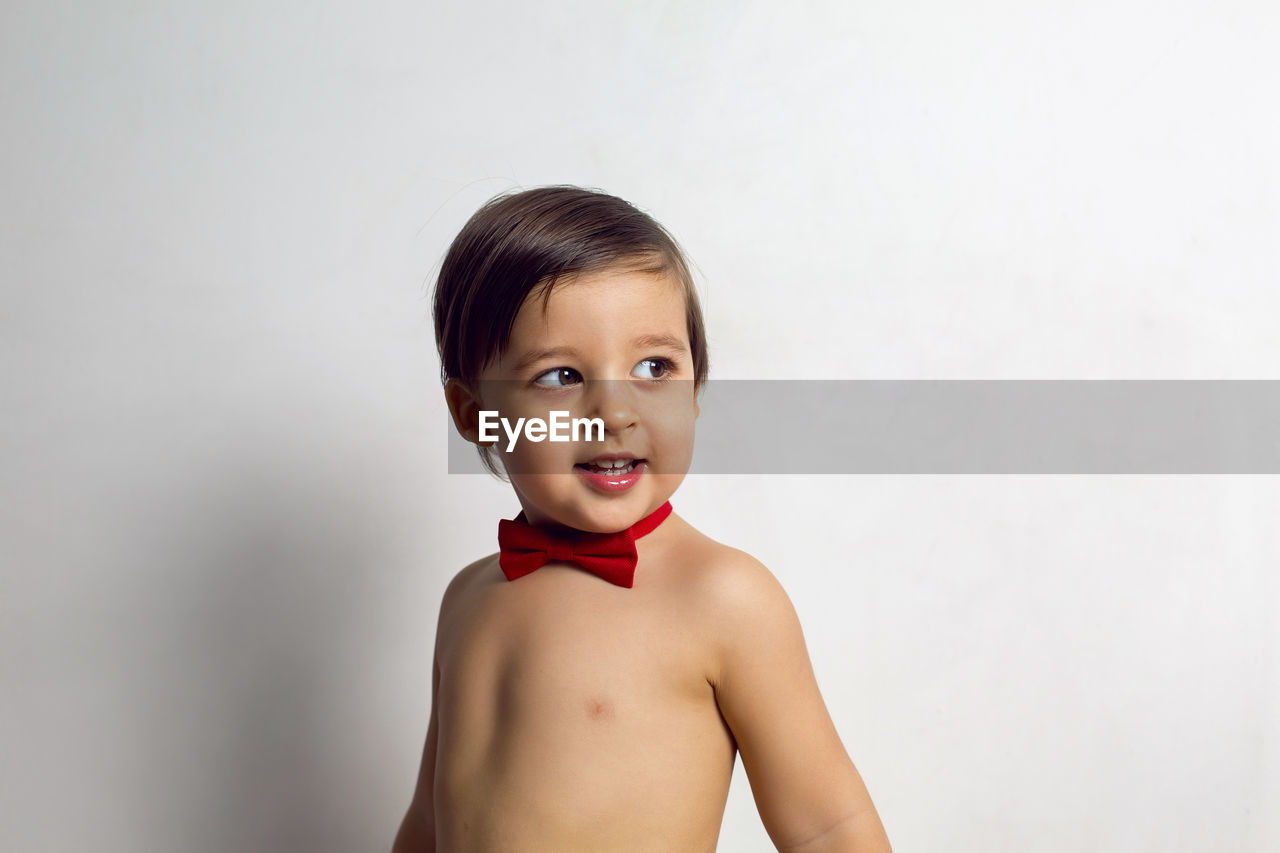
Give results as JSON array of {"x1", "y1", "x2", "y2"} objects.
[{"x1": 575, "y1": 460, "x2": 645, "y2": 493}]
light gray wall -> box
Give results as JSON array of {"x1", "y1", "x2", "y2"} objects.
[{"x1": 3, "y1": 1, "x2": 1277, "y2": 850}]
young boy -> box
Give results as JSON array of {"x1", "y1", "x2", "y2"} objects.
[{"x1": 393, "y1": 186, "x2": 890, "y2": 852}]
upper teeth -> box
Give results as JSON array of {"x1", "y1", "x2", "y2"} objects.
[{"x1": 594, "y1": 459, "x2": 632, "y2": 469}]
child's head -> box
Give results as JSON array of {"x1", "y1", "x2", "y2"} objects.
[
  {"x1": 435, "y1": 185, "x2": 706, "y2": 527},
  {"x1": 435, "y1": 187, "x2": 708, "y2": 388},
  {"x1": 434, "y1": 186, "x2": 709, "y2": 479}
]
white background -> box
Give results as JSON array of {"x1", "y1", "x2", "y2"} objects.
[{"x1": 3, "y1": 1, "x2": 1278, "y2": 850}]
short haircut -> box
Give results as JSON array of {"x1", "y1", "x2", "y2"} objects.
[{"x1": 433, "y1": 185, "x2": 709, "y2": 477}]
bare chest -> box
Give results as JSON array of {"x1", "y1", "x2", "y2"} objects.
[
  {"x1": 433, "y1": 564, "x2": 734, "y2": 847},
  {"x1": 440, "y1": 563, "x2": 713, "y2": 732}
]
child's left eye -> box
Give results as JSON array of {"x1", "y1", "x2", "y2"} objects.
[{"x1": 633, "y1": 358, "x2": 674, "y2": 380}]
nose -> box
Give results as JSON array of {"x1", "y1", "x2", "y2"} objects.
[{"x1": 585, "y1": 378, "x2": 638, "y2": 435}]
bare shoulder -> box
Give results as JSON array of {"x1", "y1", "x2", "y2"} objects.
[
  {"x1": 695, "y1": 542, "x2": 788, "y2": 608},
  {"x1": 435, "y1": 553, "x2": 502, "y2": 639},
  {"x1": 663, "y1": 515, "x2": 780, "y2": 590},
  {"x1": 664, "y1": 523, "x2": 801, "y2": 679},
  {"x1": 671, "y1": 523, "x2": 792, "y2": 616},
  {"x1": 444, "y1": 552, "x2": 500, "y2": 598}
]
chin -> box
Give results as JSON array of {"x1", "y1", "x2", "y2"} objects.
[{"x1": 574, "y1": 490, "x2": 672, "y2": 531}]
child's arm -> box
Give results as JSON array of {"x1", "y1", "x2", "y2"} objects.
[
  {"x1": 391, "y1": 652, "x2": 439, "y2": 853},
  {"x1": 707, "y1": 553, "x2": 891, "y2": 853}
]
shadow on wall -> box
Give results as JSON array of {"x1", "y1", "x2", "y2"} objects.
[{"x1": 134, "y1": 442, "x2": 398, "y2": 852}]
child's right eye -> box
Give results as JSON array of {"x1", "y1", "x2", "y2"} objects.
[{"x1": 532, "y1": 367, "x2": 582, "y2": 388}]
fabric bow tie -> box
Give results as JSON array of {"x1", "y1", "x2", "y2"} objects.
[{"x1": 497, "y1": 501, "x2": 673, "y2": 588}]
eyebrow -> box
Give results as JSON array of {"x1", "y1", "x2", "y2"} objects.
[{"x1": 512, "y1": 333, "x2": 689, "y2": 372}]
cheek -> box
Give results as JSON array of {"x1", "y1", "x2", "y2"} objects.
[
  {"x1": 496, "y1": 435, "x2": 573, "y2": 473},
  {"x1": 481, "y1": 387, "x2": 579, "y2": 474},
  {"x1": 646, "y1": 404, "x2": 698, "y2": 474},
  {"x1": 497, "y1": 427, "x2": 577, "y2": 477}
]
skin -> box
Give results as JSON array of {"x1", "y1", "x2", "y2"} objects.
[{"x1": 393, "y1": 266, "x2": 891, "y2": 852}]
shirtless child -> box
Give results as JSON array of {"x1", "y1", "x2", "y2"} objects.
[{"x1": 393, "y1": 186, "x2": 891, "y2": 852}]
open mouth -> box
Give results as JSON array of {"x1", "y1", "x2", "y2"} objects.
[{"x1": 574, "y1": 458, "x2": 643, "y2": 475}]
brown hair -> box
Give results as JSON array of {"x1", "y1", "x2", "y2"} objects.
[{"x1": 433, "y1": 185, "x2": 709, "y2": 476}]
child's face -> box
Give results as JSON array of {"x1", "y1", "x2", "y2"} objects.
[{"x1": 470, "y1": 266, "x2": 699, "y2": 534}]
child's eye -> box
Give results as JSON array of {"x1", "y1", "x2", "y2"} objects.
[
  {"x1": 633, "y1": 358, "x2": 675, "y2": 380},
  {"x1": 532, "y1": 367, "x2": 582, "y2": 388}
]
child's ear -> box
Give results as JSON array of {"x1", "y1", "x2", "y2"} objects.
[
  {"x1": 444, "y1": 378, "x2": 489, "y2": 446},
  {"x1": 693, "y1": 382, "x2": 701, "y2": 420}
]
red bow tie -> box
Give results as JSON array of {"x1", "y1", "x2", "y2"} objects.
[{"x1": 497, "y1": 501, "x2": 673, "y2": 588}]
